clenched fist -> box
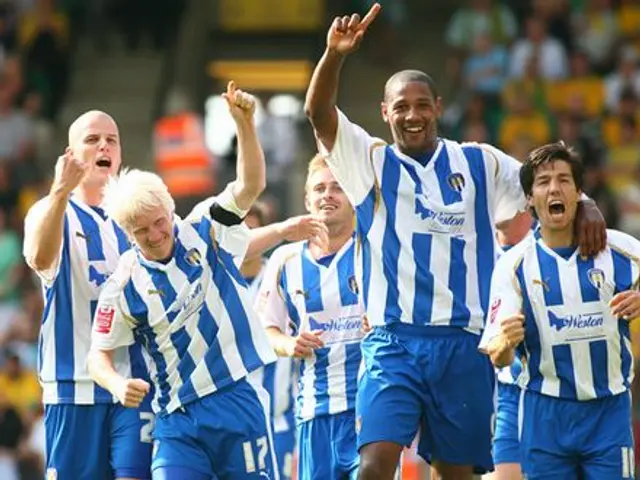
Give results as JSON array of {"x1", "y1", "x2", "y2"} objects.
[
  {"x1": 222, "y1": 81, "x2": 257, "y2": 123},
  {"x1": 115, "y1": 378, "x2": 151, "y2": 408},
  {"x1": 499, "y1": 313, "x2": 525, "y2": 349}
]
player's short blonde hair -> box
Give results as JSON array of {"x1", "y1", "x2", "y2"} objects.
[
  {"x1": 305, "y1": 154, "x2": 329, "y2": 190},
  {"x1": 103, "y1": 168, "x2": 175, "y2": 235}
]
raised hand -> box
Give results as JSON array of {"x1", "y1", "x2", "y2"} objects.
[
  {"x1": 222, "y1": 80, "x2": 257, "y2": 123},
  {"x1": 51, "y1": 147, "x2": 89, "y2": 196},
  {"x1": 327, "y1": 3, "x2": 381, "y2": 56}
]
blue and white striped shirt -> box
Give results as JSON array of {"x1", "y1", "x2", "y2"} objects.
[
  {"x1": 91, "y1": 208, "x2": 276, "y2": 415},
  {"x1": 319, "y1": 109, "x2": 526, "y2": 333},
  {"x1": 480, "y1": 229, "x2": 640, "y2": 400},
  {"x1": 246, "y1": 263, "x2": 296, "y2": 434},
  {"x1": 24, "y1": 196, "x2": 147, "y2": 404},
  {"x1": 256, "y1": 237, "x2": 364, "y2": 422}
]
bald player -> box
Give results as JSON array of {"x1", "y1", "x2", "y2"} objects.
[{"x1": 23, "y1": 110, "x2": 155, "y2": 480}]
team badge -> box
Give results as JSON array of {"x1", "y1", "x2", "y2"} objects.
[
  {"x1": 46, "y1": 469, "x2": 58, "y2": 480},
  {"x1": 185, "y1": 248, "x2": 201, "y2": 266},
  {"x1": 447, "y1": 172, "x2": 465, "y2": 193},
  {"x1": 588, "y1": 268, "x2": 605, "y2": 289},
  {"x1": 348, "y1": 275, "x2": 359, "y2": 295}
]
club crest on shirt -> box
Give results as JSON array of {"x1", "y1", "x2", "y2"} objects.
[
  {"x1": 46, "y1": 468, "x2": 58, "y2": 480},
  {"x1": 185, "y1": 248, "x2": 201, "y2": 266},
  {"x1": 447, "y1": 172, "x2": 465, "y2": 193},
  {"x1": 348, "y1": 275, "x2": 359, "y2": 295},
  {"x1": 588, "y1": 268, "x2": 605, "y2": 289}
]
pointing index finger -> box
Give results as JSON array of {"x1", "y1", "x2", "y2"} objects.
[{"x1": 360, "y1": 3, "x2": 381, "y2": 30}]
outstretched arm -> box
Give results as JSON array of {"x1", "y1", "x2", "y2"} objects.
[{"x1": 304, "y1": 3, "x2": 380, "y2": 152}]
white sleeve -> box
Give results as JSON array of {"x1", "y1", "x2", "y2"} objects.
[
  {"x1": 479, "y1": 143, "x2": 528, "y2": 224},
  {"x1": 317, "y1": 108, "x2": 382, "y2": 206},
  {"x1": 478, "y1": 254, "x2": 523, "y2": 352},
  {"x1": 186, "y1": 186, "x2": 252, "y2": 267},
  {"x1": 212, "y1": 221, "x2": 251, "y2": 268},
  {"x1": 91, "y1": 276, "x2": 136, "y2": 351},
  {"x1": 255, "y1": 249, "x2": 292, "y2": 334},
  {"x1": 23, "y1": 197, "x2": 64, "y2": 285}
]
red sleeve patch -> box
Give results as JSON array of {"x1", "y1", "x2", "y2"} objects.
[
  {"x1": 489, "y1": 298, "x2": 502, "y2": 324},
  {"x1": 95, "y1": 305, "x2": 115, "y2": 334}
]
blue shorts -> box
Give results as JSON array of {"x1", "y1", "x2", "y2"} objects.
[
  {"x1": 44, "y1": 401, "x2": 153, "y2": 479},
  {"x1": 297, "y1": 410, "x2": 359, "y2": 480},
  {"x1": 357, "y1": 324, "x2": 494, "y2": 474},
  {"x1": 520, "y1": 390, "x2": 634, "y2": 479},
  {"x1": 152, "y1": 376, "x2": 278, "y2": 479},
  {"x1": 273, "y1": 422, "x2": 295, "y2": 479},
  {"x1": 493, "y1": 382, "x2": 521, "y2": 465}
]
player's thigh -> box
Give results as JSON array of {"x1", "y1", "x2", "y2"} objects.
[
  {"x1": 334, "y1": 410, "x2": 360, "y2": 478},
  {"x1": 273, "y1": 427, "x2": 295, "y2": 480},
  {"x1": 109, "y1": 402, "x2": 154, "y2": 479},
  {"x1": 582, "y1": 393, "x2": 635, "y2": 480},
  {"x1": 357, "y1": 327, "x2": 424, "y2": 451},
  {"x1": 44, "y1": 404, "x2": 111, "y2": 480},
  {"x1": 297, "y1": 416, "x2": 336, "y2": 480},
  {"x1": 519, "y1": 392, "x2": 579, "y2": 480},
  {"x1": 151, "y1": 409, "x2": 212, "y2": 477},
  {"x1": 201, "y1": 378, "x2": 278, "y2": 479},
  {"x1": 419, "y1": 333, "x2": 494, "y2": 474},
  {"x1": 493, "y1": 383, "x2": 521, "y2": 468}
]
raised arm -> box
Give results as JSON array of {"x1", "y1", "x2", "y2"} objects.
[
  {"x1": 304, "y1": 3, "x2": 380, "y2": 151},
  {"x1": 23, "y1": 151, "x2": 88, "y2": 276},
  {"x1": 223, "y1": 81, "x2": 266, "y2": 212}
]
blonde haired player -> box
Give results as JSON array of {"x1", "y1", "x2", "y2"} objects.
[{"x1": 88, "y1": 82, "x2": 282, "y2": 479}]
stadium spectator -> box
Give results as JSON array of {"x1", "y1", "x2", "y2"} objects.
[
  {"x1": 509, "y1": 16, "x2": 569, "y2": 80},
  {"x1": 604, "y1": 45, "x2": 640, "y2": 111}
]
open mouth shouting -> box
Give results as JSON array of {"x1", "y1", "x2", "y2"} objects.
[
  {"x1": 548, "y1": 200, "x2": 566, "y2": 219},
  {"x1": 96, "y1": 156, "x2": 112, "y2": 169}
]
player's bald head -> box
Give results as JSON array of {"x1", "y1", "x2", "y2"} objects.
[
  {"x1": 383, "y1": 70, "x2": 439, "y2": 103},
  {"x1": 68, "y1": 110, "x2": 118, "y2": 144}
]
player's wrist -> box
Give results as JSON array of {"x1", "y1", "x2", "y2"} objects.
[
  {"x1": 49, "y1": 183, "x2": 73, "y2": 200},
  {"x1": 325, "y1": 47, "x2": 348, "y2": 64}
]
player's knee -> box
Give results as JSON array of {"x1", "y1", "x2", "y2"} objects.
[{"x1": 357, "y1": 443, "x2": 402, "y2": 480}]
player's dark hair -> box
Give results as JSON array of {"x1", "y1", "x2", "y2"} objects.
[
  {"x1": 519, "y1": 141, "x2": 584, "y2": 198},
  {"x1": 384, "y1": 70, "x2": 439, "y2": 101}
]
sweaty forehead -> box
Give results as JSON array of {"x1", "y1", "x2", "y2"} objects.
[{"x1": 385, "y1": 80, "x2": 435, "y2": 104}]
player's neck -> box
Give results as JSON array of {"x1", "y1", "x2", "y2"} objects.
[
  {"x1": 240, "y1": 257, "x2": 263, "y2": 278},
  {"x1": 73, "y1": 185, "x2": 103, "y2": 207},
  {"x1": 540, "y1": 226, "x2": 575, "y2": 250},
  {"x1": 309, "y1": 224, "x2": 352, "y2": 257}
]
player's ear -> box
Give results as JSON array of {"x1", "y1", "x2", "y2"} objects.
[
  {"x1": 381, "y1": 102, "x2": 389, "y2": 123},
  {"x1": 304, "y1": 192, "x2": 312, "y2": 213},
  {"x1": 435, "y1": 96, "x2": 443, "y2": 119}
]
